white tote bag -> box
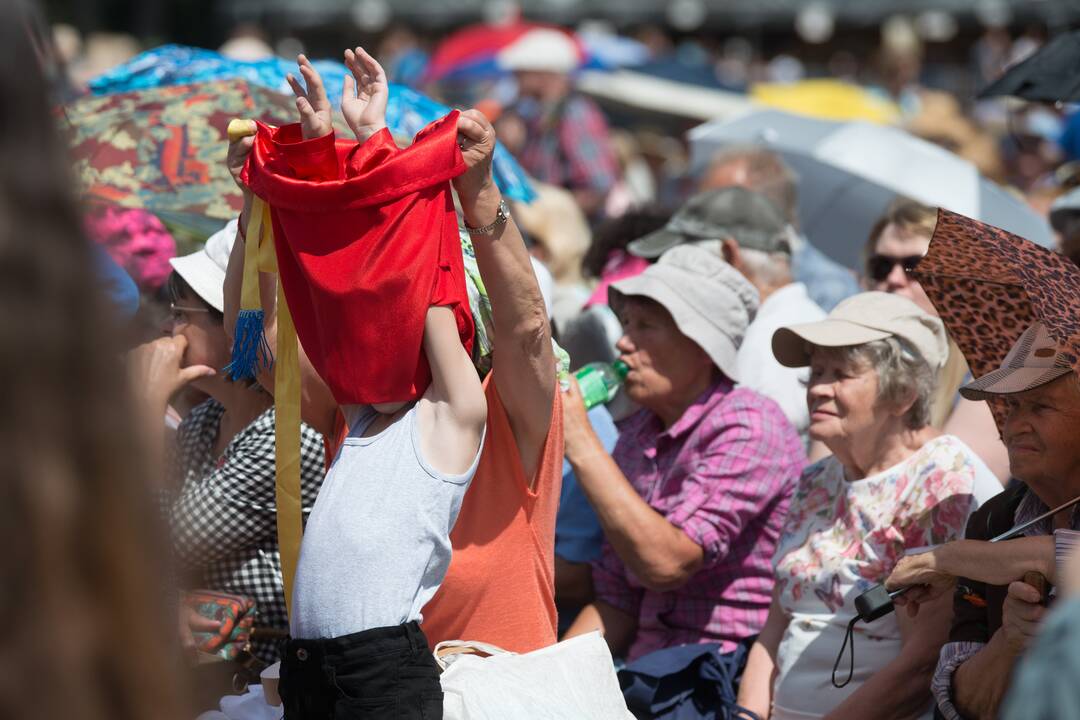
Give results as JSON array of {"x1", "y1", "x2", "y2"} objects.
[{"x1": 436, "y1": 631, "x2": 635, "y2": 720}]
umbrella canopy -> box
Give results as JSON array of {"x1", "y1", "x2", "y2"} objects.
[
  {"x1": 423, "y1": 21, "x2": 641, "y2": 83},
  {"x1": 750, "y1": 79, "x2": 901, "y2": 124},
  {"x1": 88, "y1": 44, "x2": 535, "y2": 203},
  {"x1": 65, "y1": 78, "x2": 352, "y2": 235},
  {"x1": 978, "y1": 30, "x2": 1080, "y2": 102},
  {"x1": 914, "y1": 209, "x2": 1080, "y2": 433},
  {"x1": 688, "y1": 109, "x2": 1054, "y2": 269}
]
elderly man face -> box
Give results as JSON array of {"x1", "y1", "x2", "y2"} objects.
[
  {"x1": 1003, "y1": 373, "x2": 1080, "y2": 489},
  {"x1": 614, "y1": 296, "x2": 713, "y2": 413}
]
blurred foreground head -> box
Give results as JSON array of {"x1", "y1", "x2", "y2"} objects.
[{"x1": 0, "y1": 2, "x2": 183, "y2": 719}]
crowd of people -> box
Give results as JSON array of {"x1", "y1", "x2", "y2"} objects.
[{"x1": 8, "y1": 0, "x2": 1080, "y2": 718}]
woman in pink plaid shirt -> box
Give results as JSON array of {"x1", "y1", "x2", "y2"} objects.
[{"x1": 562, "y1": 245, "x2": 805, "y2": 661}]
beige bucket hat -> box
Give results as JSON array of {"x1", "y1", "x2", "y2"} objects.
[{"x1": 609, "y1": 244, "x2": 759, "y2": 382}]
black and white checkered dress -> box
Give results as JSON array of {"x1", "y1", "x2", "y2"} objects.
[{"x1": 169, "y1": 399, "x2": 325, "y2": 663}]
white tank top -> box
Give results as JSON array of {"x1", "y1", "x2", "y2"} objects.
[{"x1": 290, "y1": 402, "x2": 484, "y2": 639}]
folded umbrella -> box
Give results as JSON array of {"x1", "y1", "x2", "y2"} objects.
[
  {"x1": 914, "y1": 208, "x2": 1080, "y2": 432},
  {"x1": 688, "y1": 109, "x2": 1054, "y2": 268},
  {"x1": 978, "y1": 30, "x2": 1080, "y2": 102}
]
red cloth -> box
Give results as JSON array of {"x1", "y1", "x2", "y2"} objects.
[{"x1": 241, "y1": 112, "x2": 473, "y2": 405}]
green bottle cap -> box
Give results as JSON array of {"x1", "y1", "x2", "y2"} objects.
[{"x1": 613, "y1": 360, "x2": 629, "y2": 380}]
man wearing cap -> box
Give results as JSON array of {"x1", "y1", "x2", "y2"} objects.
[
  {"x1": 562, "y1": 244, "x2": 805, "y2": 661},
  {"x1": 882, "y1": 322, "x2": 1080, "y2": 720},
  {"x1": 495, "y1": 28, "x2": 619, "y2": 219},
  {"x1": 629, "y1": 186, "x2": 826, "y2": 455}
]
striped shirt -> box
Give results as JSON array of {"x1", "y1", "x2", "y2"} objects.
[{"x1": 592, "y1": 378, "x2": 805, "y2": 660}]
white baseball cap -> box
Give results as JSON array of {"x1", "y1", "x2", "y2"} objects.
[
  {"x1": 167, "y1": 219, "x2": 237, "y2": 312},
  {"x1": 960, "y1": 322, "x2": 1074, "y2": 400},
  {"x1": 772, "y1": 291, "x2": 948, "y2": 372}
]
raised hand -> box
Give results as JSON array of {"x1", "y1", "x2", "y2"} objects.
[
  {"x1": 286, "y1": 54, "x2": 334, "y2": 140},
  {"x1": 453, "y1": 109, "x2": 497, "y2": 202},
  {"x1": 342, "y1": 46, "x2": 388, "y2": 143}
]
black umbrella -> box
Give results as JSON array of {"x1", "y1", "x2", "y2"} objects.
[{"x1": 978, "y1": 30, "x2": 1080, "y2": 102}]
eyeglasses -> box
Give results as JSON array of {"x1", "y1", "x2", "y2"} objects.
[
  {"x1": 169, "y1": 302, "x2": 212, "y2": 325},
  {"x1": 866, "y1": 253, "x2": 924, "y2": 283}
]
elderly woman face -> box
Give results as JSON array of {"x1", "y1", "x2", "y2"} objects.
[
  {"x1": 806, "y1": 346, "x2": 885, "y2": 445},
  {"x1": 614, "y1": 296, "x2": 713, "y2": 411}
]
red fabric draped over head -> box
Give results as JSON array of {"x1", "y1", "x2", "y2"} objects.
[{"x1": 241, "y1": 111, "x2": 474, "y2": 405}]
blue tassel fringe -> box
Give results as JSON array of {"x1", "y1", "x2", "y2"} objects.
[{"x1": 225, "y1": 309, "x2": 273, "y2": 381}]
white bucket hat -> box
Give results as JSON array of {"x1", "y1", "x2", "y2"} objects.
[
  {"x1": 496, "y1": 28, "x2": 581, "y2": 74},
  {"x1": 168, "y1": 219, "x2": 237, "y2": 312},
  {"x1": 960, "y1": 322, "x2": 1074, "y2": 400},
  {"x1": 609, "y1": 244, "x2": 759, "y2": 382},
  {"x1": 772, "y1": 291, "x2": 948, "y2": 372}
]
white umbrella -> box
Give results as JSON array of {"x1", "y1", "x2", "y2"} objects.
[{"x1": 688, "y1": 109, "x2": 1054, "y2": 269}]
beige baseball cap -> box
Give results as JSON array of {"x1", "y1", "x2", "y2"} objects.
[
  {"x1": 772, "y1": 291, "x2": 948, "y2": 371},
  {"x1": 960, "y1": 322, "x2": 1074, "y2": 400}
]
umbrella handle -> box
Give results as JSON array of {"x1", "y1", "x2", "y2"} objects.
[
  {"x1": 1023, "y1": 571, "x2": 1049, "y2": 605},
  {"x1": 227, "y1": 119, "x2": 257, "y2": 143}
]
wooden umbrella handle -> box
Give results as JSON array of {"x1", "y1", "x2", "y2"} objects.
[{"x1": 1023, "y1": 571, "x2": 1049, "y2": 603}]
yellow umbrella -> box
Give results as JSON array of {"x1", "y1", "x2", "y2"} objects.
[{"x1": 750, "y1": 79, "x2": 901, "y2": 124}]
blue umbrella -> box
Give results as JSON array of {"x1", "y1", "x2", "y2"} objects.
[{"x1": 89, "y1": 44, "x2": 535, "y2": 202}]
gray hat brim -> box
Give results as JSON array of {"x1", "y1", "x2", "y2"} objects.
[
  {"x1": 627, "y1": 227, "x2": 691, "y2": 259},
  {"x1": 772, "y1": 320, "x2": 893, "y2": 368},
  {"x1": 959, "y1": 366, "x2": 1073, "y2": 401},
  {"x1": 609, "y1": 273, "x2": 741, "y2": 382}
]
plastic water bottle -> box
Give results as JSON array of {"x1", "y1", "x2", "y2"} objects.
[{"x1": 574, "y1": 360, "x2": 630, "y2": 410}]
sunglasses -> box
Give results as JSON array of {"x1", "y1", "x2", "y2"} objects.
[{"x1": 866, "y1": 253, "x2": 924, "y2": 283}]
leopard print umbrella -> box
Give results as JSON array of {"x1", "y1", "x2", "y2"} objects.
[{"x1": 914, "y1": 208, "x2": 1080, "y2": 432}]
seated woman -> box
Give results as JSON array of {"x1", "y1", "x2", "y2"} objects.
[
  {"x1": 129, "y1": 222, "x2": 326, "y2": 666},
  {"x1": 736, "y1": 291, "x2": 1001, "y2": 720},
  {"x1": 562, "y1": 245, "x2": 805, "y2": 660}
]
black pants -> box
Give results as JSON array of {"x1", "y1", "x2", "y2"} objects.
[{"x1": 279, "y1": 621, "x2": 443, "y2": 720}]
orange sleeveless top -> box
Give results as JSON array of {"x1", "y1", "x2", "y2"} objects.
[{"x1": 420, "y1": 372, "x2": 563, "y2": 652}]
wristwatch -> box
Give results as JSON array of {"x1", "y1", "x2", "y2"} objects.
[{"x1": 464, "y1": 200, "x2": 511, "y2": 236}]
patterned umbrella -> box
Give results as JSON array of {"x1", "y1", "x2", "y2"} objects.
[
  {"x1": 65, "y1": 78, "x2": 352, "y2": 234},
  {"x1": 914, "y1": 209, "x2": 1080, "y2": 432},
  {"x1": 87, "y1": 45, "x2": 535, "y2": 203}
]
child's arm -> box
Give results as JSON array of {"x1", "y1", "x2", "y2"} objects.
[
  {"x1": 341, "y1": 46, "x2": 388, "y2": 143},
  {"x1": 418, "y1": 306, "x2": 487, "y2": 476}
]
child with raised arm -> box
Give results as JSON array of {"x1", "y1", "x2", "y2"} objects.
[{"x1": 239, "y1": 49, "x2": 486, "y2": 720}]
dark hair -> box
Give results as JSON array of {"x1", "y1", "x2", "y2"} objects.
[
  {"x1": 166, "y1": 270, "x2": 225, "y2": 324},
  {"x1": 0, "y1": 3, "x2": 185, "y2": 719},
  {"x1": 582, "y1": 205, "x2": 672, "y2": 278}
]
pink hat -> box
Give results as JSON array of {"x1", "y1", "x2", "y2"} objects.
[{"x1": 83, "y1": 205, "x2": 177, "y2": 292}]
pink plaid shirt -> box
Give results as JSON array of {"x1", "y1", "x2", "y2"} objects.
[{"x1": 593, "y1": 378, "x2": 805, "y2": 660}]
